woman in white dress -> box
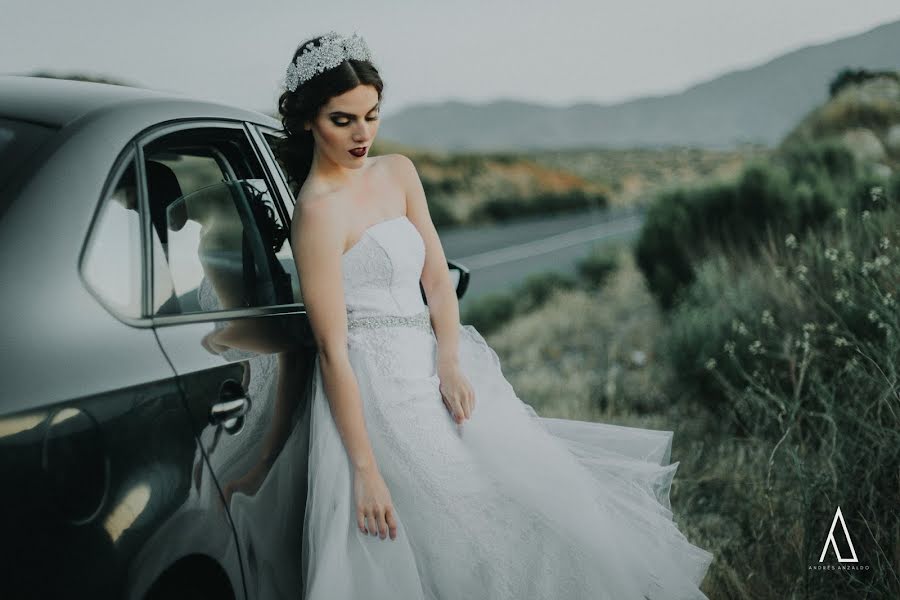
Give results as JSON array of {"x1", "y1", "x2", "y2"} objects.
[{"x1": 277, "y1": 31, "x2": 714, "y2": 599}]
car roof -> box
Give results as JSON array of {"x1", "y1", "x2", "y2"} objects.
[{"x1": 0, "y1": 75, "x2": 280, "y2": 130}]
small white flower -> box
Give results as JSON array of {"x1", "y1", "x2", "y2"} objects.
[
  {"x1": 748, "y1": 340, "x2": 763, "y2": 355},
  {"x1": 883, "y1": 293, "x2": 896, "y2": 308},
  {"x1": 761, "y1": 310, "x2": 775, "y2": 327},
  {"x1": 861, "y1": 261, "x2": 875, "y2": 276},
  {"x1": 880, "y1": 237, "x2": 891, "y2": 250},
  {"x1": 870, "y1": 186, "x2": 884, "y2": 203},
  {"x1": 834, "y1": 337, "x2": 850, "y2": 348},
  {"x1": 825, "y1": 248, "x2": 839, "y2": 261},
  {"x1": 837, "y1": 207, "x2": 848, "y2": 220},
  {"x1": 705, "y1": 358, "x2": 717, "y2": 370},
  {"x1": 724, "y1": 340, "x2": 736, "y2": 356},
  {"x1": 834, "y1": 289, "x2": 850, "y2": 303},
  {"x1": 785, "y1": 233, "x2": 798, "y2": 249},
  {"x1": 874, "y1": 255, "x2": 891, "y2": 268},
  {"x1": 862, "y1": 210, "x2": 871, "y2": 220},
  {"x1": 826, "y1": 322, "x2": 838, "y2": 333},
  {"x1": 731, "y1": 319, "x2": 749, "y2": 336},
  {"x1": 867, "y1": 310, "x2": 879, "y2": 323}
]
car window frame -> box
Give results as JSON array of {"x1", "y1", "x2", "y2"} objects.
[
  {"x1": 245, "y1": 123, "x2": 295, "y2": 225},
  {"x1": 134, "y1": 119, "x2": 302, "y2": 327},
  {"x1": 78, "y1": 143, "x2": 152, "y2": 328},
  {"x1": 245, "y1": 122, "x2": 309, "y2": 310}
]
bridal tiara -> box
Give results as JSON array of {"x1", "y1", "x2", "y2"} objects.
[{"x1": 284, "y1": 31, "x2": 375, "y2": 92}]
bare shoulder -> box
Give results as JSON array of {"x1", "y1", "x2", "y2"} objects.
[
  {"x1": 291, "y1": 192, "x2": 346, "y2": 256},
  {"x1": 294, "y1": 191, "x2": 340, "y2": 230},
  {"x1": 378, "y1": 153, "x2": 416, "y2": 180},
  {"x1": 378, "y1": 153, "x2": 423, "y2": 209}
]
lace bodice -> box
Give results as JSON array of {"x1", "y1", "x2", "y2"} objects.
[{"x1": 341, "y1": 215, "x2": 427, "y2": 318}]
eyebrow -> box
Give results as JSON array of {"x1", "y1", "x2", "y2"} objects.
[{"x1": 328, "y1": 102, "x2": 380, "y2": 117}]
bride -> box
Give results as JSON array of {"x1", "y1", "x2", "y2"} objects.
[{"x1": 279, "y1": 31, "x2": 713, "y2": 600}]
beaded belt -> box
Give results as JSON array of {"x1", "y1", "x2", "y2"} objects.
[{"x1": 347, "y1": 309, "x2": 432, "y2": 332}]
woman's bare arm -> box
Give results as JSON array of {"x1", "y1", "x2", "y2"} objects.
[
  {"x1": 391, "y1": 154, "x2": 474, "y2": 424},
  {"x1": 394, "y1": 154, "x2": 461, "y2": 370},
  {"x1": 293, "y1": 198, "x2": 378, "y2": 471}
]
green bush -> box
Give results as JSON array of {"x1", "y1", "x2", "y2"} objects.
[
  {"x1": 635, "y1": 150, "x2": 850, "y2": 310},
  {"x1": 514, "y1": 272, "x2": 579, "y2": 313},
  {"x1": 426, "y1": 196, "x2": 460, "y2": 228},
  {"x1": 829, "y1": 67, "x2": 900, "y2": 98},
  {"x1": 777, "y1": 138, "x2": 860, "y2": 186},
  {"x1": 460, "y1": 292, "x2": 517, "y2": 335},
  {"x1": 461, "y1": 271, "x2": 581, "y2": 334},
  {"x1": 846, "y1": 170, "x2": 900, "y2": 215},
  {"x1": 576, "y1": 245, "x2": 619, "y2": 288},
  {"x1": 472, "y1": 189, "x2": 607, "y2": 222},
  {"x1": 660, "y1": 197, "x2": 900, "y2": 597}
]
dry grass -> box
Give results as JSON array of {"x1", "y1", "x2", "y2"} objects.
[{"x1": 482, "y1": 245, "x2": 683, "y2": 424}]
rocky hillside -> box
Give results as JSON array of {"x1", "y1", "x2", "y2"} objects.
[{"x1": 779, "y1": 69, "x2": 900, "y2": 175}]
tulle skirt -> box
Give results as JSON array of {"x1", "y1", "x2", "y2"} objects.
[{"x1": 301, "y1": 322, "x2": 713, "y2": 599}]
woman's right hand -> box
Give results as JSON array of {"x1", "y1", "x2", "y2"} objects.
[{"x1": 354, "y1": 465, "x2": 398, "y2": 540}]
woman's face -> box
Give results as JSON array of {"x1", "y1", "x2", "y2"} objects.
[{"x1": 305, "y1": 84, "x2": 380, "y2": 170}]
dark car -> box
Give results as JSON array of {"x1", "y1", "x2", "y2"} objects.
[{"x1": 0, "y1": 75, "x2": 470, "y2": 600}]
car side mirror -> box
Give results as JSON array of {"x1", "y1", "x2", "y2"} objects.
[
  {"x1": 448, "y1": 260, "x2": 470, "y2": 299},
  {"x1": 419, "y1": 260, "x2": 470, "y2": 306}
]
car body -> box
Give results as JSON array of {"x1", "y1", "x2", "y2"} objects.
[{"x1": 0, "y1": 75, "x2": 470, "y2": 600}]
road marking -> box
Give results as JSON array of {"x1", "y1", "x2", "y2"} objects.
[{"x1": 452, "y1": 215, "x2": 644, "y2": 269}]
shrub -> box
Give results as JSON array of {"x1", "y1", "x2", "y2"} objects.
[
  {"x1": 461, "y1": 270, "x2": 588, "y2": 334},
  {"x1": 472, "y1": 190, "x2": 607, "y2": 222},
  {"x1": 576, "y1": 244, "x2": 619, "y2": 289},
  {"x1": 460, "y1": 292, "x2": 516, "y2": 335},
  {"x1": 660, "y1": 192, "x2": 900, "y2": 597},
  {"x1": 636, "y1": 148, "x2": 854, "y2": 310}
]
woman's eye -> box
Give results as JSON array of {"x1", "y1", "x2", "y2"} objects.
[{"x1": 333, "y1": 116, "x2": 379, "y2": 127}]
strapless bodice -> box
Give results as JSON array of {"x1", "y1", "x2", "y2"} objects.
[{"x1": 341, "y1": 215, "x2": 427, "y2": 318}]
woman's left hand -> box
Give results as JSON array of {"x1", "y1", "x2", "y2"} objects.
[{"x1": 437, "y1": 364, "x2": 475, "y2": 424}]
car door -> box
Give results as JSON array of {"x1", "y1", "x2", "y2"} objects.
[{"x1": 141, "y1": 121, "x2": 314, "y2": 600}]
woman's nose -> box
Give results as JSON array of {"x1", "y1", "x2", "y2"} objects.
[{"x1": 352, "y1": 121, "x2": 371, "y2": 141}]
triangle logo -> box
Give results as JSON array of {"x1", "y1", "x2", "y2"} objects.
[{"x1": 818, "y1": 506, "x2": 859, "y2": 563}]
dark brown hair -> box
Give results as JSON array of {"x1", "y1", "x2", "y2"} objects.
[{"x1": 275, "y1": 34, "x2": 384, "y2": 195}]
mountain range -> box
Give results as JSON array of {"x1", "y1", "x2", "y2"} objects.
[{"x1": 377, "y1": 19, "x2": 900, "y2": 152}]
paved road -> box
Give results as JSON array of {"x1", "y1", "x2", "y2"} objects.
[{"x1": 436, "y1": 206, "x2": 646, "y2": 308}]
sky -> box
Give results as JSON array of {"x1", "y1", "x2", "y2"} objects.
[{"x1": 2, "y1": 0, "x2": 899, "y2": 118}]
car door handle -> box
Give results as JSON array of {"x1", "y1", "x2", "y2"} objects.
[
  {"x1": 209, "y1": 378, "x2": 251, "y2": 426},
  {"x1": 209, "y1": 397, "x2": 250, "y2": 426}
]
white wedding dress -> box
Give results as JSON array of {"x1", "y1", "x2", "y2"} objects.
[{"x1": 301, "y1": 215, "x2": 714, "y2": 600}]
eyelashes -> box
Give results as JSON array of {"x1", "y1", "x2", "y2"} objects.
[{"x1": 332, "y1": 116, "x2": 379, "y2": 127}]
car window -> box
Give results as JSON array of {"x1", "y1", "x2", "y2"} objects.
[
  {"x1": 143, "y1": 126, "x2": 297, "y2": 316},
  {"x1": 81, "y1": 158, "x2": 143, "y2": 318}
]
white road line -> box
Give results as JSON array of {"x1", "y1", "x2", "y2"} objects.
[{"x1": 452, "y1": 215, "x2": 644, "y2": 269}]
